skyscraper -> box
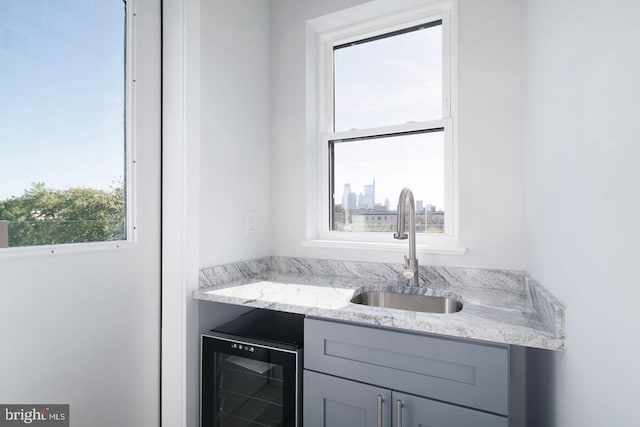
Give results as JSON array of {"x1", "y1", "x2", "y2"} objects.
[
  {"x1": 341, "y1": 184, "x2": 357, "y2": 210},
  {"x1": 363, "y1": 177, "x2": 375, "y2": 209}
]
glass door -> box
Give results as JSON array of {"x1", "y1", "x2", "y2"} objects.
[{"x1": 202, "y1": 335, "x2": 300, "y2": 427}]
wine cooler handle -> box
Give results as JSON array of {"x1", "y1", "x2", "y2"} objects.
[
  {"x1": 377, "y1": 395, "x2": 383, "y2": 427},
  {"x1": 396, "y1": 400, "x2": 403, "y2": 427}
]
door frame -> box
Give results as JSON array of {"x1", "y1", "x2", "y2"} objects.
[{"x1": 162, "y1": 0, "x2": 201, "y2": 426}]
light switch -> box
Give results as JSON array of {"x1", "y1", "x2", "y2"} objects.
[{"x1": 245, "y1": 211, "x2": 257, "y2": 234}]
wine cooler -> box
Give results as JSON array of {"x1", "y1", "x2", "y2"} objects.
[{"x1": 201, "y1": 309, "x2": 304, "y2": 427}]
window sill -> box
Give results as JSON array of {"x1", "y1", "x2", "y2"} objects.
[
  {"x1": 300, "y1": 238, "x2": 466, "y2": 256},
  {"x1": 0, "y1": 239, "x2": 134, "y2": 258}
]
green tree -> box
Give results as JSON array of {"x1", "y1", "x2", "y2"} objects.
[{"x1": 0, "y1": 182, "x2": 125, "y2": 247}]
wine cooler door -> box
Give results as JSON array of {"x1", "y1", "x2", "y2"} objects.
[{"x1": 202, "y1": 335, "x2": 300, "y2": 427}]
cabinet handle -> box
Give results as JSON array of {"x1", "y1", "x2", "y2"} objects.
[
  {"x1": 396, "y1": 400, "x2": 403, "y2": 427},
  {"x1": 377, "y1": 395, "x2": 383, "y2": 427}
]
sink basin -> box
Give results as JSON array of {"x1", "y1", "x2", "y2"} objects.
[{"x1": 351, "y1": 291, "x2": 463, "y2": 314}]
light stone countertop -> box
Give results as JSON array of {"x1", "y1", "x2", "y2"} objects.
[{"x1": 194, "y1": 256, "x2": 565, "y2": 351}]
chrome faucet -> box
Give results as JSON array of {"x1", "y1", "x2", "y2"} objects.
[{"x1": 394, "y1": 188, "x2": 419, "y2": 286}]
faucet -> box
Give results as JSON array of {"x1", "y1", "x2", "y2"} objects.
[{"x1": 394, "y1": 188, "x2": 419, "y2": 286}]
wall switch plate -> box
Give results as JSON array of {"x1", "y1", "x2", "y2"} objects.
[{"x1": 245, "y1": 211, "x2": 257, "y2": 234}]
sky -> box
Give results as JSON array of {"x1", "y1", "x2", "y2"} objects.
[
  {"x1": 333, "y1": 22, "x2": 445, "y2": 209},
  {"x1": 0, "y1": 0, "x2": 125, "y2": 200},
  {"x1": 0, "y1": 3, "x2": 444, "y2": 209},
  {"x1": 334, "y1": 130, "x2": 445, "y2": 210}
]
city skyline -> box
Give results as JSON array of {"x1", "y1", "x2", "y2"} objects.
[
  {"x1": 333, "y1": 179, "x2": 444, "y2": 233},
  {"x1": 332, "y1": 129, "x2": 445, "y2": 215},
  {"x1": 337, "y1": 177, "x2": 442, "y2": 212}
]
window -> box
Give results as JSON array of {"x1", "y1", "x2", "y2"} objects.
[
  {"x1": 0, "y1": 0, "x2": 131, "y2": 249},
  {"x1": 315, "y1": 1, "x2": 455, "y2": 244}
]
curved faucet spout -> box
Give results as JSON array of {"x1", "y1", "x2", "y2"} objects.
[{"x1": 394, "y1": 188, "x2": 419, "y2": 286}]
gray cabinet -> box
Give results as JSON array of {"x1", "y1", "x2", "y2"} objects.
[
  {"x1": 304, "y1": 318, "x2": 512, "y2": 426},
  {"x1": 304, "y1": 371, "x2": 507, "y2": 427},
  {"x1": 392, "y1": 391, "x2": 507, "y2": 427},
  {"x1": 304, "y1": 370, "x2": 391, "y2": 427}
]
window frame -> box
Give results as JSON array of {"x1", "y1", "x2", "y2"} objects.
[
  {"x1": 0, "y1": 0, "x2": 137, "y2": 256},
  {"x1": 312, "y1": 1, "x2": 461, "y2": 251}
]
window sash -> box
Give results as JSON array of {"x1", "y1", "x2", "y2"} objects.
[
  {"x1": 329, "y1": 126, "x2": 447, "y2": 233},
  {"x1": 0, "y1": 0, "x2": 136, "y2": 254},
  {"x1": 332, "y1": 19, "x2": 444, "y2": 132},
  {"x1": 320, "y1": 6, "x2": 452, "y2": 134},
  {"x1": 321, "y1": 119, "x2": 454, "y2": 240}
]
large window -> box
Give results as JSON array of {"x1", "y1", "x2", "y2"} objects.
[
  {"x1": 316, "y1": 2, "x2": 455, "y2": 243},
  {"x1": 0, "y1": 0, "x2": 129, "y2": 249}
]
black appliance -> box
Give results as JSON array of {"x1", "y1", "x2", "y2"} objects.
[{"x1": 201, "y1": 309, "x2": 304, "y2": 427}]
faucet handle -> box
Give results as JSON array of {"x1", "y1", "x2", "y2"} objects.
[{"x1": 403, "y1": 255, "x2": 409, "y2": 268}]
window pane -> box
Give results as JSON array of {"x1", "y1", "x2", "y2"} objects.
[
  {"x1": 331, "y1": 130, "x2": 445, "y2": 233},
  {"x1": 0, "y1": 0, "x2": 126, "y2": 248},
  {"x1": 334, "y1": 22, "x2": 442, "y2": 132}
]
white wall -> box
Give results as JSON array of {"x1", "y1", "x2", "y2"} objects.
[
  {"x1": 196, "y1": 2, "x2": 274, "y2": 425},
  {"x1": 270, "y1": 0, "x2": 526, "y2": 269},
  {"x1": 522, "y1": 0, "x2": 640, "y2": 425},
  {"x1": 199, "y1": 0, "x2": 273, "y2": 268},
  {"x1": 0, "y1": 253, "x2": 160, "y2": 427},
  {"x1": 455, "y1": 0, "x2": 525, "y2": 269}
]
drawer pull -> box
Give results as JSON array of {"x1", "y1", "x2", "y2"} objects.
[
  {"x1": 396, "y1": 400, "x2": 403, "y2": 427},
  {"x1": 377, "y1": 395, "x2": 383, "y2": 427}
]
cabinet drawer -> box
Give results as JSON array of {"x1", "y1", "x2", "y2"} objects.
[{"x1": 304, "y1": 318, "x2": 509, "y2": 415}]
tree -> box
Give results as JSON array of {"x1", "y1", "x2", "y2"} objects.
[{"x1": 0, "y1": 183, "x2": 125, "y2": 247}]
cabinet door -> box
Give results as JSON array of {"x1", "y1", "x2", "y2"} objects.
[
  {"x1": 304, "y1": 370, "x2": 391, "y2": 427},
  {"x1": 392, "y1": 391, "x2": 508, "y2": 427},
  {"x1": 305, "y1": 318, "x2": 509, "y2": 415}
]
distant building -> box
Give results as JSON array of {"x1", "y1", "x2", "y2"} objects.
[
  {"x1": 335, "y1": 204, "x2": 445, "y2": 234},
  {"x1": 347, "y1": 193, "x2": 357, "y2": 210},
  {"x1": 333, "y1": 178, "x2": 444, "y2": 233},
  {"x1": 347, "y1": 209, "x2": 397, "y2": 232},
  {"x1": 341, "y1": 184, "x2": 357, "y2": 210},
  {"x1": 362, "y1": 177, "x2": 375, "y2": 209}
]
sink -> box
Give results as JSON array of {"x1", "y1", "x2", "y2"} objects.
[{"x1": 351, "y1": 290, "x2": 463, "y2": 314}]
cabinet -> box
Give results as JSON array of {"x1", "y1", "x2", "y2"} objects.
[
  {"x1": 304, "y1": 318, "x2": 513, "y2": 426},
  {"x1": 304, "y1": 371, "x2": 391, "y2": 427},
  {"x1": 304, "y1": 371, "x2": 507, "y2": 427},
  {"x1": 392, "y1": 391, "x2": 507, "y2": 427}
]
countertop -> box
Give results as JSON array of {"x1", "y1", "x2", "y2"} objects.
[{"x1": 194, "y1": 256, "x2": 565, "y2": 351}]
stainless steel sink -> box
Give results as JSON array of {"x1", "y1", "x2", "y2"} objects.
[{"x1": 351, "y1": 291, "x2": 463, "y2": 314}]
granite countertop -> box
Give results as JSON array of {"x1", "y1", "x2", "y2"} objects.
[{"x1": 194, "y1": 256, "x2": 566, "y2": 351}]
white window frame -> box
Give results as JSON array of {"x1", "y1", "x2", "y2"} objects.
[
  {"x1": 0, "y1": 0, "x2": 137, "y2": 257},
  {"x1": 305, "y1": 0, "x2": 463, "y2": 255}
]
